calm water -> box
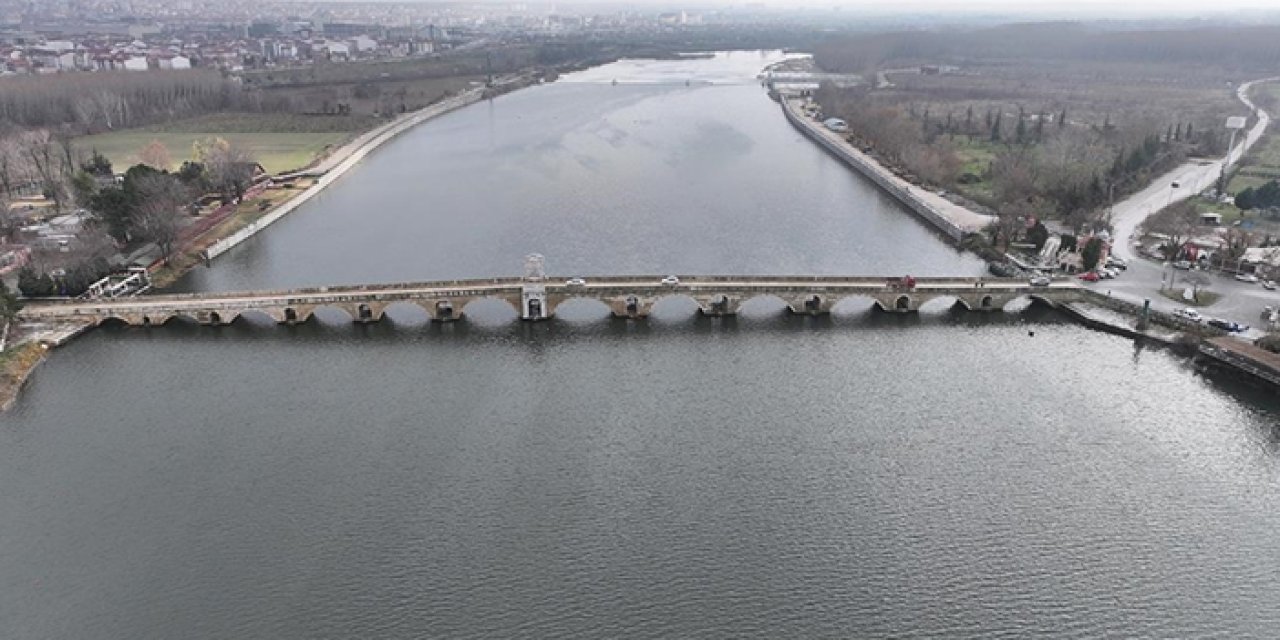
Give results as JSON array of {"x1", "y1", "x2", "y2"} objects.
[{"x1": 4, "y1": 53, "x2": 1280, "y2": 638}]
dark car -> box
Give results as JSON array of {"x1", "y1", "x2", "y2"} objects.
[{"x1": 1207, "y1": 318, "x2": 1248, "y2": 333}]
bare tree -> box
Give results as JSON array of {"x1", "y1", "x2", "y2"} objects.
[
  {"x1": 198, "y1": 137, "x2": 257, "y2": 201},
  {"x1": 20, "y1": 130, "x2": 68, "y2": 211},
  {"x1": 139, "y1": 140, "x2": 172, "y2": 170},
  {"x1": 131, "y1": 174, "x2": 187, "y2": 262},
  {"x1": 1142, "y1": 201, "x2": 1199, "y2": 260}
]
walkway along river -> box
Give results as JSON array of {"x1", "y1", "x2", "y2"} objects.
[{"x1": 3, "y1": 53, "x2": 1280, "y2": 640}]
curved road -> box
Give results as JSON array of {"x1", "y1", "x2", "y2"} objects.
[{"x1": 1101, "y1": 77, "x2": 1280, "y2": 336}]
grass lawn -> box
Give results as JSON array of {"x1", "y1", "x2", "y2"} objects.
[
  {"x1": 1159, "y1": 288, "x2": 1222, "y2": 307},
  {"x1": 74, "y1": 113, "x2": 380, "y2": 174},
  {"x1": 949, "y1": 135, "x2": 999, "y2": 204}
]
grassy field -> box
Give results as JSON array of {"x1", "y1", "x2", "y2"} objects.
[
  {"x1": 949, "y1": 135, "x2": 999, "y2": 203},
  {"x1": 74, "y1": 113, "x2": 379, "y2": 174}
]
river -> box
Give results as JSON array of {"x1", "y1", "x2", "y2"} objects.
[{"x1": 3, "y1": 53, "x2": 1280, "y2": 638}]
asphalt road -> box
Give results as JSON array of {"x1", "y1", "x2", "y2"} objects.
[{"x1": 1102, "y1": 77, "x2": 1280, "y2": 338}]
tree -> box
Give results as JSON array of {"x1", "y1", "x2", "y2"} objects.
[
  {"x1": 1081, "y1": 236, "x2": 1104, "y2": 270},
  {"x1": 138, "y1": 140, "x2": 172, "y2": 170},
  {"x1": 198, "y1": 137, "x2": 256, "y2": 201},
  {"x1": 990, "y1": 110, "x2": 1003, "y2": 142},
  {"x1": 1058, "y1": 108, "x2": 1067, "y2": 130},
  {"x1": 1027, "y1": 220, "x2": 1050, "y2": 251},
  {"x1": 17, "y1": 266, "x2": 56, "y2": 298},
  {"x1": 81, "y1": 150, "x2": 113, "y2": 177},
  {"x1": 0, "y1": 279, "x2": 20, "y2": 325},
  {"x1": 130, "y1": 173, "x2": 186, "y2": 261},
  {"x1": 1236, "y1": 186, "x2": 1256, "y2": 210},
  {"x1": 1143, "y1": 201, "x2": 1199, "y2": 260},
  {"x1": 88, "y1": 185, "x2": 133, "y2": 242}
]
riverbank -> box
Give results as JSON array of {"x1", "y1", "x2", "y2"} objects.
[
  {"x1": 780, "y1": 97, "x2": 994, "y2": 242},
  {"x1": 144, "y1": 86, "x2": 495, "y2": 288},
  {"x1": 0, "y1": 341, "x2": 45, "y2": 411}
]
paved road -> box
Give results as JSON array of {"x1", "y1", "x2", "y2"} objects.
[{"x1": 1102, "y1": 76, "x2": 1280, "y2": 337}]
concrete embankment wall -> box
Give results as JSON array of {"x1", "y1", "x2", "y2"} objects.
[
  {"x1": 781, "y1": 101, "x2": 966, "y2": 243},
  {"x1": 204, "y1": 92, "x2": 485, "y2": 260}
]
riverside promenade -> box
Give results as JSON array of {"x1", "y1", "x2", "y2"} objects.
[{"x1": 781, "y1": 97, "x2": 995, "y2": 241}]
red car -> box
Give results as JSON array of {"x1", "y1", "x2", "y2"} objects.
[{"x1": 1078, "y1": 271, "x2": 1100, "y2": 282}]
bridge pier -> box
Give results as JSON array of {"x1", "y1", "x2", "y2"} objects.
[
  {"x1": 697, "y1": 294, "x2": 741, "y2": 317},
  {"x1": 430, "y1": 299, "x2": 461, "y2": 323},
  {"x1": 787, "y1": 294, "x2": 834, "y2": 316},
  {"x1": 610, "y1": 295, "x2": 654, "y2": 319},
  {"x1": 349, "y1": 302, "x2": 388, "y2": 324},
  {"x1": 874, "y1": 293, "x2": 919, "y2": 313},
  {"x1": 521, "y1": 283, "x2": 551, "y2": 322}
]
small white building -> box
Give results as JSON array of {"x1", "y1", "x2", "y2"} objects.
[
  {"x1": 122, "y1": 56, "x2": 149, "y2": 71},
  {"x1": 158, "y1": 55, "x2": 191, "y2": 70}
]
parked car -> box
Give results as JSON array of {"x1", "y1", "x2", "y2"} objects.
[
  {"x1": 661, "y1": 275, "x2": 681, "y2": 286},
  {"x1": 1174, "y1": 308, "x2": 1202, "y2": 322},
  {"x1": 1078, "y1": 271, "x2": 1100, "y2": 282},
  {"x1": 1235, "y1": 273, "x2": 1260, "y2": 284},
  {"x1": 1106, "y1": 256, "x2": 1127, "y2": 270},
  {"x1": 565, "y1": 277, "x2": 587, "y2": 287},
  {"x1": 1029, "y1": 274, "x2": 1051, "y2": 287},
  {"x1": 1264, "y1": 281, "x2": 1277, "y2": 291},
  {"x1": 1207, "y1": 318, "x2": 1249, "y2": 333},
  {"x1": 1173, "y1": 260, "x2": 1192, "y2": 270}
]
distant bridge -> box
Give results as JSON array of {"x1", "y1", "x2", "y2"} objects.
[{"x1": 19, "y1": 275, "x2": 1085, "y2": 327}]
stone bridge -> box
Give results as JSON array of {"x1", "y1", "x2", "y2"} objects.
[{"x1": 18, "y1": 275, "x2": 1086, "y2": 327}]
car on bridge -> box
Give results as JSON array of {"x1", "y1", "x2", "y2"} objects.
[
  {"x1": 661, "y1": 275, "x2": 680, "y2": 286},
  {"x1": 1029, "y1": 274, "x2": 1051, "y2": 287},
  {"x1": 566, "y1": 277, "x2": 587, "y2": 287}
]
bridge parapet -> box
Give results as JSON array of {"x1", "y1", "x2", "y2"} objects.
[{"x1": 17, "y1": 276, "x2": 1085, "y2": 327}]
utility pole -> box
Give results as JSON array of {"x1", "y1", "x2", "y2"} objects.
[
  {"x1": 485, "y1": 52, "x2": 493, "y2": 88},
  {"x1": 1220, "y1": 115, "x2": 1247, "y2": 196}
]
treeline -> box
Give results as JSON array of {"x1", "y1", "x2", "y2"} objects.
[
  {"x1": 1235, "y1": 180, "x2": 1280, "y2": 211},
  {"x1": 816, "y1": 84, "x2": 1197, "y2": 230},
  {"x1": 0, "y1": 69, "x2": 286, "y2": 134},
  {"x1": 814, "y1": 23, "x2": 1280, "y2": 73}
]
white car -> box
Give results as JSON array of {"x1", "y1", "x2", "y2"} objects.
[
  {"x1": 1264, "y1": 281, "x2": 1277, "y2": 291},
  {"x1": 1235, "y1": 273, "x2": 1260, "y2": 284},
  {"x1": 565, "y1": 277, "x2": 587, "y2": 287},
  {"x1": 1174, "y1": 308, "x2": 1202, "y2": 322},
  {"x1": 661, "y1": 275, "x2": 680, "y2": 286},
  {"x1": 1028, "y1": 274, "x2": 1051, "y2": 287}
]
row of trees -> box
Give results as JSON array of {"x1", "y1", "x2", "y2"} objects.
[
  {"x1": 1234, "y1": 180, "x2": 1280, "y2": 211},
  {"x1": 818, "y1": 83, "x2": 1194, "y2": 234},
  {"x1": 0, "y1": 69, "x2": 287, "y2": 133}
]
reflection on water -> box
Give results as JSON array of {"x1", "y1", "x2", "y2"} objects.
[{"x1": 5, "y1": 53, "x2": 1280, "y2": 639}]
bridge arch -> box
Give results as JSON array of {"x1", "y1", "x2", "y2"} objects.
[
  {"x1": 547, "y1": 296, "x2": 612, "y2": 322},
  {"x1": 459, "y1": 296, "x2": 519, "y2": 324},
  {"x1": 648, "y1": 294, "x2": 704, "y2": 320},
  {"x1": 918, "y1": 295, "x2": 972, "y2": 314}
]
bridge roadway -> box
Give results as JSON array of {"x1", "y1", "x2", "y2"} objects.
[{"x1": 17, "y1": 276, "x2": 1085, "y2": 326}]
